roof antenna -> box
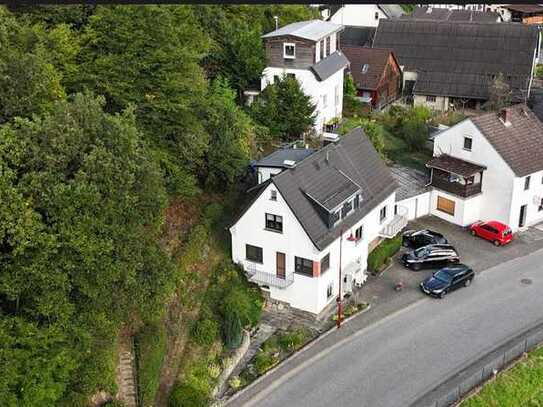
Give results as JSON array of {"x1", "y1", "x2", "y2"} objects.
[{"x1": 274, "y1": 16, "x2": 279, "y2": 31}]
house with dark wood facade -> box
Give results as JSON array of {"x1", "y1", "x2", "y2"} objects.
[{"x1": 341, "y1": 46, "x2": 401, "y2": 110}]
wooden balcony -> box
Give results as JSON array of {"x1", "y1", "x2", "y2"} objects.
[{"x1": 431, "y1": 176, "x2": 482, "y2": 198}]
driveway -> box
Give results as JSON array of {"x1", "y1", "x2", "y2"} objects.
[
  {"x1": 228, "y1": 217, "x2": 543, "y2": 407},
  {"x1": 229, "y1": 247, "x2": 543, "y2": 407}
]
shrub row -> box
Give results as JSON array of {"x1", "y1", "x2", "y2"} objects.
[{"x1": 367, "y1": 235, "x2": 402, "y2": 273}]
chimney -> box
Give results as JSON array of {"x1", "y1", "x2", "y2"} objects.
[{"x1": 498, "y1": 108, "x2": 511, "y2": 126}]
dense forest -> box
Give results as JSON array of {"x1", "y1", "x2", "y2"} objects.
[{"x1": 0, "y1": 4, "x2": 320, "y2": 406}]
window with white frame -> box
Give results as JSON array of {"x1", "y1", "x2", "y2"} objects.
[
  {"x1": 326, "y1": 281, "x2": 334, "y2": 299},
  {"x1": 270, "y1": 190, "x2": 277, "y2": 201},
  {"x1": 463, "y1": 136, "x2": 473, "y2": 151},
  {"x1": 362, "y1": 64, "x2": 369, "y2": 74},
  {"x1": 283, "y1": 43, "x2": 295, "y2": 59},
  {"x1": 374, "y1": 11, "x2": 379, "y2": 20},
  {"x1": 322, "y1": 94, "x2": 328, "y2": 108},
  {"x1": 379, "y1": 205, "x2": 387, "y2": 223}
]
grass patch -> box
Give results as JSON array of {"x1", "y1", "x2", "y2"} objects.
[
  {"x1": 461, "y1": 346, "x2": 543, "y2": 407},
  {"x1": 331, "y1": 302, "x2": 369, "y2": 321},
  {"x1": 135, "y1": 322, "x2": 167, "y2": 406}
]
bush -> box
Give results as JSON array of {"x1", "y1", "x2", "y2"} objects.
[
  {"x1": 254, "y1": 351, "x2": 279, "y2": 375},
  {"x1": 278, "y1": 329, "x2": 307, "y2": 352},
  {"x1": 169, "y1": 380, "x2": 209, "y2": 407},
  {"x1": 223, "y1": 311, "x2": 242, "y2": 349},
  {"x1": 191, "y1": 318, "x2": 219, "y2": 346},
  {"x1": 367, "y1": 235, "x2": 402, "y2": 273}
]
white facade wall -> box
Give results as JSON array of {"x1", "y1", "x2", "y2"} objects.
[
  {"x1": 432, "y1": 119, "x2": 517, "y2": 228},
  {"x1": 414, "y1": 94, "x2": 449, "y2": 111},
  {"x1": 397, "y1": 192, "x2": 431, "y2": 221},
  {"x1": 430, "y1": 189, "x2": 482, "y2": 226},
  {"x1": 256, "y1": 166, "x2": 282, "y2": 184},
  {"x1": 330, "y1": 4, "x2": 386, "y2": 27},
  {"x1": 230, "y1": 180, "x2": 397, "y2": 314},
  {"x1": 509, "y1": 172, "x2": 543, "y2": 230},
  {"x1": 261, "y1": 67, "x2": 344, "y2": 133}
]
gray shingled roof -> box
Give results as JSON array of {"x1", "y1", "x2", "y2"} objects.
[
  {"x1": 373, "y1": 19, "x2": 538, "y2": 100},
  {"x1": 341, "y1": 26, "x2": 376, "y2": 47},
  {"x1": 470, "y1": 104, "x2": 543, "y2": 177},
  {"x1": 271, "y1": 128, "x2": 398, "y2": 250},
  {"x1": 262, "y1": 20, "x2": 343, "y2": 42},
  {"x1": 254, "y1": 148, "x2": 315, "y2": 168},
  {"x1": 390, "y1": 165, "x2": 429, "y2": 201},
  {"x1": 311, "y1": 51, "x2": 350, "y2": 81},
  {"x1": 404, "y1": 6, "x2": 501, "y2": 22},
  {"x1": 379, "y1": 4, "x2": 405, "y2": 19}
]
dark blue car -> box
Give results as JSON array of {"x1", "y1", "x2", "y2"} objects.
[{"x1": 420, "y1": 264, "x2": 474, "y2": 298}]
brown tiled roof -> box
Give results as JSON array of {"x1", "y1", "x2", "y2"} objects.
[
  {"x1": 427, "y1": 154, "x2": 486, "y2": 177},
  {"x1": 342, "y1": 46, "x2": 395, "y2": 91},
  {"x1": 505, "y1": 4, "x2": 543, "y2": 14},
  {"x1": 471, "y1": 104, "x2": 543, "y2": 177}
]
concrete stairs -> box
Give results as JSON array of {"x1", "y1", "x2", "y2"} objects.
[{"x1": 117, "y1": 341, "x2": 138, "y2": 407}]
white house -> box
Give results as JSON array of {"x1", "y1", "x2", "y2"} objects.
[
  {"x1": 230, "y1": 128, "x2": 407, "y2": 315},
  {"x1": 261, "y1": 20, "x2": 349, "y2": 134},
  {"x1": 325, "y1": 4, "x2": 404, "y2": 27},
  {"x1": 427, "y1": 105, "x2": 543, "y2": 232}
]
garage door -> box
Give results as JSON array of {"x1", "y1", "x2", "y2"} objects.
[{"x1": 437, "y1": 196, "x2": 455, "y2": 216}]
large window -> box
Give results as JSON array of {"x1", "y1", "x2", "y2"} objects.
[
  {"x1": 283, "y1": 43, "x2": 295, "y2": 59},
  {"x1": 295, "y1": 256, "x2": 313, "y2": 276},
  {"x1": 246, "y1": 244, "x2": 263, "y2": 263},
  {"x1": 463, "y1": 137, "x2": 473, "y2": 151},
  {"x1": 265, "y1": 213, "x2": 283, "y2": 232},
  {"x1": 320, "y1": 254, "x2": 330, "y2": 273}
]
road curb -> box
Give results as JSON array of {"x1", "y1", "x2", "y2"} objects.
[{"x1": 219, "y1": 303, "x2": 373, "y2": 406}]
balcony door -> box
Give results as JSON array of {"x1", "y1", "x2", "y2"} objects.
[{"x1": 276, "y1": 252, "x2": 286, "y2": 279}]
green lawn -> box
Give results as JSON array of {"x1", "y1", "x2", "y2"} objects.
[
  {"x1": 381, "y1": 128, "x2": 432, "y2": 172},
  {"x1": 461, "y1": 346, "x2": 543, "y2": 407}
]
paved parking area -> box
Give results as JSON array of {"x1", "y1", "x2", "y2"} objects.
[{"x1": 352, "y1": 215, "x2": 543, "y2": 310}]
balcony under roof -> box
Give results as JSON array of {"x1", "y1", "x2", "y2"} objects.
[{"x1": 426, "y1": 154, "x2": 486, "y2": 178}]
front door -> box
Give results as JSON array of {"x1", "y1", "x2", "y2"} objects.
[
  {"x1": 276, "y1": 252, "x2": 286, "y2": 279},
  {"x1": 519, "y1": 205, "x2": 527, "y2": 228}
]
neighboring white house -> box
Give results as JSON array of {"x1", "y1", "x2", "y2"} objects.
[
  {"x1": 261, "y1": 20, "x2": 349, "y2": 134},
  {"x1": 325, "y1": 4, "x2": 404, "y2": 27},
  {"x1": 427, "y1": 105, "x2": 543, "y2": 232},
  {"x1": 230, "y1": 128, "x2": 406, "y2": 315}
]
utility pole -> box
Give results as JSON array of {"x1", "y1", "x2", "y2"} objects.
[{"x1": 336, "y1": 228, "x2": 344, "y2": 329}]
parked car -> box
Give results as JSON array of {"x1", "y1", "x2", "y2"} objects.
[
  {"x1": 400, "y1": 244, "x2": 460, "y2": 271},
  {"x1": 469, "y1": 220, "x2": 513, "y2": 246},
  {"x1": 420, "y1": 264, "x2": 475, "y2": 298},
  {"x1": 402, "y1": 229, "x2": 448, "y2": 249}
]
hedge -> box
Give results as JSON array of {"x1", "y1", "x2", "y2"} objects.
[{"x1": 367, "y1": 235, "x2": 402, "y2": 273}]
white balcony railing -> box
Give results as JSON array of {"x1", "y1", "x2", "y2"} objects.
[
  {"x1": 379, "y1": 205, "x2": 408, "y2": 238},
  {"x1": 244, "y1": 261, "x2": 295, "y2": 289}
]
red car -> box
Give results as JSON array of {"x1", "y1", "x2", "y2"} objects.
[{"x1": 469, "y1": 221, "x2": 513, "y2": 246}]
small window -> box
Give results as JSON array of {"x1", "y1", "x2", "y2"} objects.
[
  {"x1": 246, "y1": 244, "x2": 263, "y2": 263},
  {"x1": 283, "y1": 43, "x2": 295, "y2": 59},
  {"x1": 374, "y1": 11, "x2": 379, "y2": 20},
  {"x1": 273, "y1": 75, "x2": 280, "y2": 83},
  {"x1": 463, "y1": 137, "x2": 473, "y2": 151},
  {"x1": 270, "y1": 190, "x2": 277, "y2": 201},
  {"x1": 379, "y1": 206, "x2": 387, "y2": 223},
  {"x1": 326, "y1": 281, "x2": 334, "y2": 299},
  {"x1": 355, "y1": 225, "x2": 363, "y2": 240},
  {"x1": 426, "y1": 95, "x2": 436, "y2": 102},
  {"x1": 320, "y1": 253, "x2": 330, "y2": 273},
  {"x1": 354, "y1": 194, "x2": 360, "y2": 209},
  {"x1": 265, "y1": 213, "x2": 283, "y2": 232},
  {"x1": 525, "y1": 176, "x2": 531, "y2": 191},
  {"x1": 362, "y1": 64, "x2": 369, "y2": 74},
  {"x1": 394, "y1": 204, "x2": 398, "y2": 215},
  {"x1": 539, "y1": 198, "x2": 543, "y2": 212},
  {"x1": 341, "y1": 200, "x2": 353, "y2": 218},
  {"x1": 322, "y1": 94, "x2": 328, "y2": 108},
  {"x1": 295, "y1": 256, "x2": 313, "y2": 276}
]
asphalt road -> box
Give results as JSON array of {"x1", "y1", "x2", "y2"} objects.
[{"x1": 239, "y1": 249, "x2": 543, "y2": 407}]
